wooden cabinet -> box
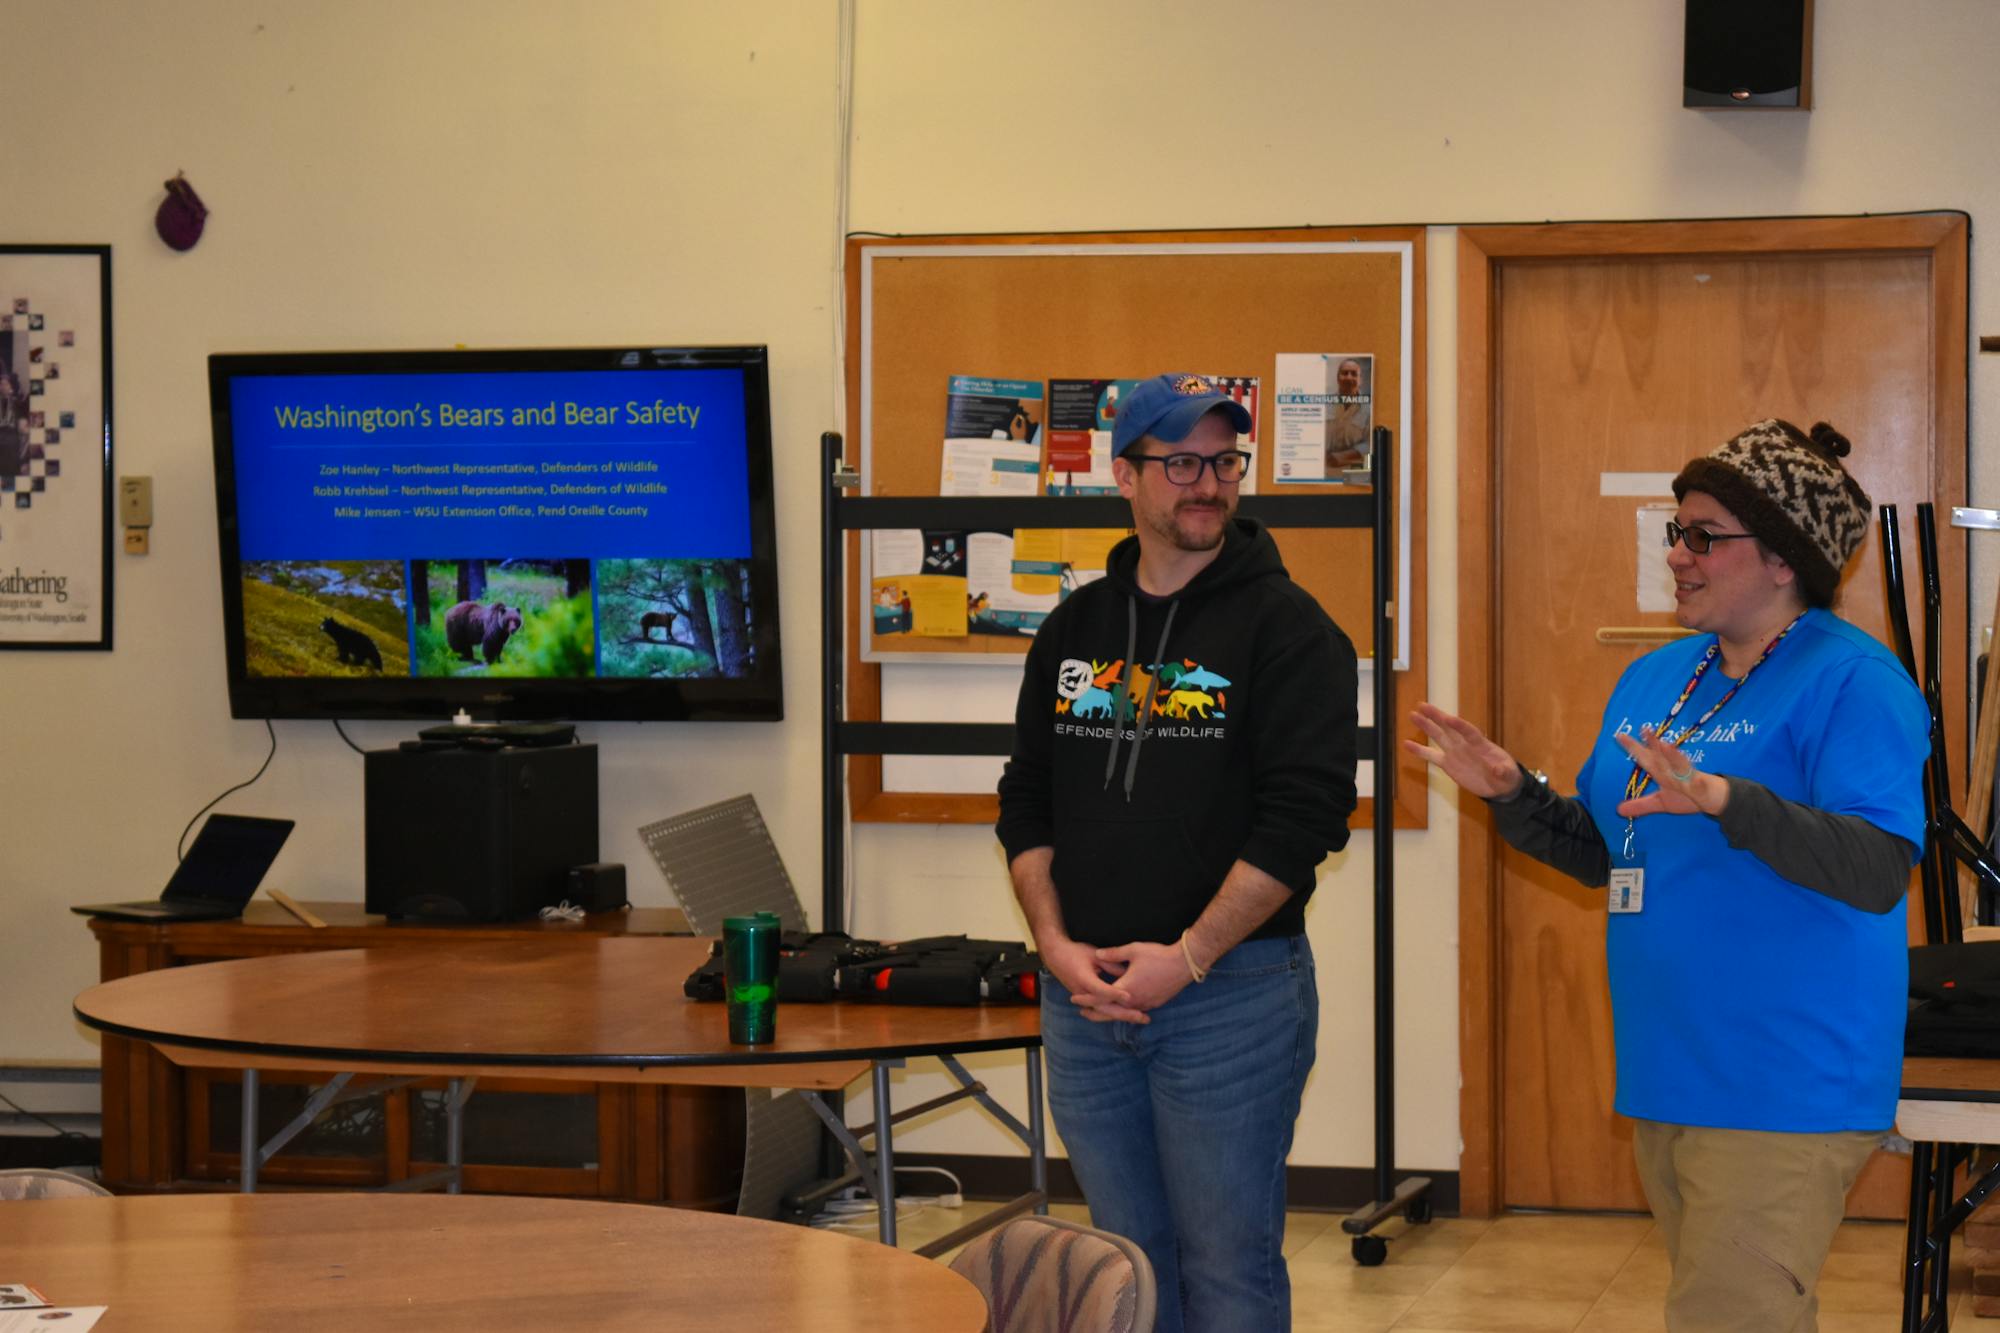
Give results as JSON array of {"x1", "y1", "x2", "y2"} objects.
[{"x1": 87, "y1": 903, "x2": 744, "y2": 1205}]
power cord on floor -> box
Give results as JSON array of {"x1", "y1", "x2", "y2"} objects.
[
  {"x1": 806, "y1": 1166, "x2": 966, "y2": 1231},
  {"x1": 890, "y1": 1164, "x2": 964, "y2": 1207},
  {"x1": 810, "y1": 1190, "x2": 945, "y2": 1233}
]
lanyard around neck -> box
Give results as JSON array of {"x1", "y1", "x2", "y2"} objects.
[{"x1": 1621, "y1": 612, "x2": 1805, "y2": 806}]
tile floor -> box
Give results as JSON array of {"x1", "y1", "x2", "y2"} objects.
[{"x1": 838, "y1": 1199, "x2": 1976, "y2": 1331}]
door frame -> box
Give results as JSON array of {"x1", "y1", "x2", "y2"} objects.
[{"x1": 1455, "y1": 213, "x2": 1970, "y2": 1218}]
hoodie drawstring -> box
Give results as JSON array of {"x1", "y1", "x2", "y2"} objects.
[{"x1": 1103, "y1": 596, "x2": 1178, "y2": 800}]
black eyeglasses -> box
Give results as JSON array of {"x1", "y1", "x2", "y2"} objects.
[
  {"x1": 1665, "y1": 520, "x2": 1759, "y2": 555},
  {"x1": 1122, "y1": 450, "x2": 1251, "y2": 485}
]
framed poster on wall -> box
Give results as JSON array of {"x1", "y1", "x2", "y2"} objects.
[{"x1": 0, "y1": 244, "x2": 112, "y2": 650}]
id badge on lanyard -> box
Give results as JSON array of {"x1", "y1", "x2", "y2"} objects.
[
  {"x1": 1605, "y1": 615, "x2": 1798, "y2": 918},
  {"x1": 1609, "y1": 808, "x2": 1644, "y2": 915}
]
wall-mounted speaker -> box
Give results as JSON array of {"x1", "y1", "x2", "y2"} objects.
[{"x1": 1684, "y1": 0, "x2": 1813, "y2": 109}]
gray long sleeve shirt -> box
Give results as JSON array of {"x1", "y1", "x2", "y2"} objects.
[{"x1": 1487, "y1": 765, "x2": 1916, "y2": 914}]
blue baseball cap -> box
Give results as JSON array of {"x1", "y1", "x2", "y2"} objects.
[{"x1": 1110, "y1": 374, "x2": 1254, "y2": 458}]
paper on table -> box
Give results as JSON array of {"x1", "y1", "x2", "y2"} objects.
[
  {"x1": 0, "y1": 1313, "x2": 106, "y2": 1331},
  {"x1": 0, "y1": 1312, "x2": 105, "y2": 1331},
  {"x1": 0, "y1": 1287, "x2": 106, "y2": 1333}
]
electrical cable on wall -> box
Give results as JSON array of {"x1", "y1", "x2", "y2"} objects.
[
  {"x1": 176, "y1": 719, "x2": 277, "y2": 861},
  {"x1": 831, "y1": 0, "x2": 855, "y2": 432},
  {"x1": 0, "y1": 1089, "x2": 89, "y2": 1142}
]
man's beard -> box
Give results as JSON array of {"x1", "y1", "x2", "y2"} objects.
[{"x1": 1145, "y1": 495, "x2": 1235, "y2": 552}]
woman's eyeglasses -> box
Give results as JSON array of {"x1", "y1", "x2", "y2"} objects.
[
  {"x1": 1664, "y1": 520, "x2": 1758, "y2": 555},
  {"x1": 1121, "y1": 450, "x2": 1252, "y2": 485}
]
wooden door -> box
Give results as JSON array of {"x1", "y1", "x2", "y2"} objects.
[{"x1": 1459, "y1": 217, "x2": 1968, "y2": 1217}]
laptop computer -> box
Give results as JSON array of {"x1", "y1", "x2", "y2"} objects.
[{"x1": 72, "y1": 814, "x2": 296, "y2": 923}]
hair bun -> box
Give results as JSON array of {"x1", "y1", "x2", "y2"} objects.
[{"x1": 1808, "y1": 421, "x2": 1852, "y2": 459}]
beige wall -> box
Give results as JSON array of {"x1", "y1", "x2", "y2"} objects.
[{"x1": 3, "y1": 0, "x2": 1996, "y2": 1177}]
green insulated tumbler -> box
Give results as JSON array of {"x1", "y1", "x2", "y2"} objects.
[{"x1": 722, "y1": 915, "x2": 780, "y2": 1044}]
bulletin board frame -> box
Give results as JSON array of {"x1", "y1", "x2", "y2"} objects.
[{"x1": 841, "y1": 226, "x2": 1428, "y2": 829}]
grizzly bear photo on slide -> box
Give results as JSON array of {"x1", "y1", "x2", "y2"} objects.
[
  {"x1": 412, "y1": 557, "x2": 595, "y2": 679},
  {"x1": 443, "y1": 600, "x2": 522, "y2": 665}
]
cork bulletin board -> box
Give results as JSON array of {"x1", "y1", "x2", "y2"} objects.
[{"x1": 842, "y1": 227, "x2": 1428, "y2": 828}]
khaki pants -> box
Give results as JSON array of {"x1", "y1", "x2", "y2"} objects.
[{"x1": 1631, "y1": 1119, "x2": 1881, "y2": 1333}]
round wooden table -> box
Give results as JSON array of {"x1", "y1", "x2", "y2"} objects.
[
  {"x1": 73, "y1": 936, "x2": 1040, "y2": 1083},
  {"x1": 73, "y1": 936, "x2": 1046, "y2": 1247},
  {"x1": 2, "y1": 1192, "x2": 987, "y2": 1330}
]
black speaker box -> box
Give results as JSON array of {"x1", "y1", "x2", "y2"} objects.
[
  {"x1": 1684, "y1": 0, "x2": 1812, "y2": 109},
  {"x1": 565, "y1": 861, "x2": 628, "y2": 913},
  {"x1": 365, "y1": 742, "x2": 598, "y2": 922}
]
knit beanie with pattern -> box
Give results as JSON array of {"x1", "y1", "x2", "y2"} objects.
[{"x1": 1672, "y1": 418, "x2": 1872, "y2": 608}]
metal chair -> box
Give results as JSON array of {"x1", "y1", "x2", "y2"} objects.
[
  {"x1": 0, "y1": 1168, "x2": 110, "y2": 1200},
  {"x1": 949, "y1": 1214, "x2": 1156, "y2": 1333}
]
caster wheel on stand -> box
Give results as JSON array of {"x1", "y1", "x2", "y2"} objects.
[{"x1": 1351, "y1": 1234, "x2": 1389, "y2": 1267}]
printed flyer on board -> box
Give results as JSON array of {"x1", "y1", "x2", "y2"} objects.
[
  {"x1": 939, "y1": 375, "x2": 1042, "y2": 496},
  {"x1": 1273, "y1": 353, "x2": 1372, "y2": 484}
]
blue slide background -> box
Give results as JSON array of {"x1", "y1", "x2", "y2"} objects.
[{"x1": 229, "y1": 368, "x2": 751, "y2": 560}]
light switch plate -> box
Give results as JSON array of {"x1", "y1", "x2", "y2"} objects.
[{"x1": 118, "y1": 475, "x2": 153, "y2": 527}]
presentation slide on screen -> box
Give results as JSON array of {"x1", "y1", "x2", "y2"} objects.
[{"x1": 225, "y1": 369, "x2": 765, "y2": 684}]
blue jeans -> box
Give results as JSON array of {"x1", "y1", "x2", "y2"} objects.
[{"x1": 1040, "y1": 934, "x2": 1317, "y2": 1333}]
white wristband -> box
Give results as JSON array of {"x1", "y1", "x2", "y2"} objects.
[{"x1": 1179, "y1": 930, "x2": 1208, "y2": 983}]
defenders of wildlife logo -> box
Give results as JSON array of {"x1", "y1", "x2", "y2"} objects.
[{"x1": 1054, "y1": 656, "x2": 1232, "y2": 723}]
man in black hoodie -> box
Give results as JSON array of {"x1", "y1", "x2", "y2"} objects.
[{"x1": 997, "y1": 373, "x2": 1358, "y2": 1333}]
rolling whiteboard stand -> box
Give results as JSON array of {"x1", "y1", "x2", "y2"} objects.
[
  {"x1": 821, "y1": 431, "x2": 1051, "y2": 1236},
  {"x1": 821, "y1": 427, "x2": 1424, "y2": 1260},
  {"x1": 1340, "y1": 427, "x2": 1433, "y2": 1265}
]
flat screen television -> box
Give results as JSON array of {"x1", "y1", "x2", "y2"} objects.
[{"x1": 208, "y1": 346, "x2": 782, "y2": 722}]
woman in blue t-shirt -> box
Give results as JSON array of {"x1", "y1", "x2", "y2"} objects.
[{"x1": 1407, "y1": 419, "x2": 1929, "y2": 1333}]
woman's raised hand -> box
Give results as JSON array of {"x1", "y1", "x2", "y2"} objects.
[
  {"x1": 1613, "y1": 725, "x2": 1728, "y2": 818},
  {"x1": 1402, "y1": 702, "x2": 1525, "y2": 800}
]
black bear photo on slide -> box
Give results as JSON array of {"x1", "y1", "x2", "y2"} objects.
[
  {"x1": 240, "y1": 560, "x2": 409, "y2": 677},
  {"x1": 412, "y1": 557, "x2": 595, "y2": 678},
  {"x1": 596, "y1": 557, "x2": 758, "y2": 679}
]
